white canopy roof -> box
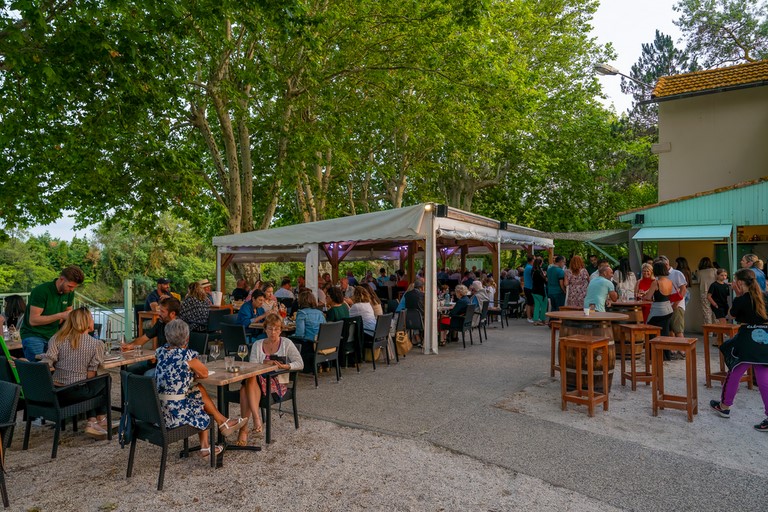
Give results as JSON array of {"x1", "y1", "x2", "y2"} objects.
[{"x1": 213, "y1": 204, "x2": 552, "y2": 263}]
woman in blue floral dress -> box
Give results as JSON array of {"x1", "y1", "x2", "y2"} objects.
[{"x1": 155, "y1": 319, "x2": 246, "y2": 457}]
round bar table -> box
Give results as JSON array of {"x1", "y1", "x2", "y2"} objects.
[{"x1": 546, "y1": 310, "x2": 629, "y2": 393}]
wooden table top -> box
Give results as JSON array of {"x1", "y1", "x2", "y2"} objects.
[
  {"x1": 546, "y1": 311, "x2": 629, "y2": 321},
  {"x1": 197, "y1": 360, "x2": 275, "y2": 386},
  {"x1": 100, "y1": 351, "x2": 157, "y2": 369},
  {"x1": 3, "y1": 340, "x2": 22, "y2": 351},
  {"x1": 249, "y1": 321, "x2": 296, "y2": 332}
]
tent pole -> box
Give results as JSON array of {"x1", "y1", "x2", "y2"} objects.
[
  {"x1": 305, "y1": 244, "x2": 319, "y2": 299},
  {"x1": 425, "y1": 212, "x2": 437, "y2": 354},
  {"x1": 216, "y1": 249, "x2": 223, "y2": 292},
  {"x1": 494, "y1": 242, "x2": 501, "y2": 303}
]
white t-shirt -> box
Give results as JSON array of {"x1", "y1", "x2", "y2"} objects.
[{"x1": 668, "y1": 268, "x2": 688, "y2": 310}]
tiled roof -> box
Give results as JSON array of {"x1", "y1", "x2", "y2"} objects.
[{"x1": 652, "y1": 60, "x2": 768, "y2": 99}]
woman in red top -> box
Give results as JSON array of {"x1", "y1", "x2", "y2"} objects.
[{"x1": 635, "y1": 263, "x2": 654, "y2": 322}]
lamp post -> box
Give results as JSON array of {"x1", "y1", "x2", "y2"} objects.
[{"x1": 594, "y1": 63, "x2": 653, "y2": 90}]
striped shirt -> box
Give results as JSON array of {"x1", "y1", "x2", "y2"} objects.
[{"x1": 43, "y1": 333, "x2": 104, "y2": 386}]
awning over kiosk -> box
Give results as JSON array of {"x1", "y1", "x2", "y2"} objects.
[{"x1": 632, "y1": 225, "x2": 732, "y2": 241}]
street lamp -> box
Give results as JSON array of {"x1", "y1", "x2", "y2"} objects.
[{"x1": 594, "y1": 63, "x2": 653, "y2": 90}]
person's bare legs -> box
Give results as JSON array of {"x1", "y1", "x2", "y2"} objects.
[
  {"x1": 238, "y1": 377, "x2": 263, "y2": 444},
  {"x1": 196, "y1": 383, "x2": 229, "y2": 426}
]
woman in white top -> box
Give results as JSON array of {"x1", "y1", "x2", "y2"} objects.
[
  {"x1": 239, "y1": 313, "x2": 303, "y2": 445},
  {"x1": 697, "y1": 257, "x2": 718, "y2": 325},
  {"x1": 348, "y1": 286, "x2": 377, "y2": 336},
  {"x1": 612, "y1": 258, "x2": 637, "y2": 301}
]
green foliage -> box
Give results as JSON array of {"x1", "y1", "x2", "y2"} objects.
[{"x1": 674, "y1": 0, "x2": 768, "y2": 67}]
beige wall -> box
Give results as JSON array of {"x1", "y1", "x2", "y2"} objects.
[{"x1": 657, "y1": 87, "x2": 768, "y2": 201}]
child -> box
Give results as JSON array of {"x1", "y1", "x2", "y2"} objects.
[{"x1": 708, "y1": 269, "x2": 730, "y2": 324}]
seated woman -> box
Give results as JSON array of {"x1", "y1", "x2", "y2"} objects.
[
  {"x1": 41, "y1": 307, "x2": 109, "y2": 439},
  {"x1": 179, "y1": 282, "x2": 210, "y2": 332},
  {"x1": 293, "y1": 290, "x2": 326, "y2": 341},
  {"x1": 439, "y1": 284, "x2": 471, "y2": 345},
  {"x1": 261, "y1": 283, "x2": 279, "y2": 314},
  {"x1": 155, "y1": 319, "x2": 246, "y2": 457},
  {"x1": 237, "y1": 313, "x2": 304, "y2": 446},
  {"x1": 349, "y1": 286, "x2": 377, "y2": 337},
  {"x1": 325, "y1": 287, "x2": 349, "y2": 322},
  {"x1": 1, "y1": 294, "x2": 26, "y2": 335},
  {"x1": 366, "y1": 287, "x2": 384, "y2": 316},
  {"x1": 236, "y1": 290, "x2": 268, "y2": 336}
]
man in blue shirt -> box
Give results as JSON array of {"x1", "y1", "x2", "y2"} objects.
[
  {"x1": 523, "y1": 255, "x2": 534, "y2": 323},
  {"x1": 583, "y1": 266, "x2": 618, "y2": 312},
  {"x1": 546, "y1": 256, "x2": 566, "y2": 312}
]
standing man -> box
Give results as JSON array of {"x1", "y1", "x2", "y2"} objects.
[
  {"x1": 586, "y1": 255, "x2": 599, "y2": 276},
  {"x1": 20, "y1": 265, "x2": 85, "y2": 361},
  {"x1": 583, "y1": 266, "x2": 618, "y2": 312},
  {"x1": 523, "y1": 255, "x2": 535, "y2": 323},
  {"x1": 662, "y1": 255, "x2": 688, "y2": 339},
  {"x1": 145, "y1": 278, "x2": 172, "y2": 311},
  {"x1": 547, "y1": 256, "x2": 566, "y2": 312}
]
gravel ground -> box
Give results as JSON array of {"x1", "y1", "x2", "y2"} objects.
[{"x1": 6, "y1": 410, "x2": 617, "y2": 512}]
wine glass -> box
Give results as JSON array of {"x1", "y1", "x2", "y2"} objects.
[
  {"x1": 209, "y1": 344, "x2": 220, "y2": 362},
  {"x1": 237, "y1": 344, "x2": 249, "y2": 362}
]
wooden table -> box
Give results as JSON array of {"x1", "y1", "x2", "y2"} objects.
[
  {"x1": 3, "y1": 339, "x2": 22, "y2": 352},
  {"x1": 197, "y1": 359, "x2": 276, "y2": 466},
  {"x1": 100, "y1": 350, "x2": 157, "y2": 370},
  {"x1": 211, "y1": 304, "x2": 235, "y2": 313},
  {"x1": 546, "y1": 311, "x2": 628, "y2": 393},
  {"x1": 249, "y1": 321, "x2": 296, "y2": 333}
]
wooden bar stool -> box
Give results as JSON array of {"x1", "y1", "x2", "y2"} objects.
[
  {"x1": 559, "y1": 335, "x2": 610, "y2": 417},
  {"x1": 549, "y1": 320, "x2": 562, "y2": 377},
  {"x1": 702, "y1": 323, "x2": 752, "y2": 389},
  {"x1": 618, "y1": 323, "x2": 661, "y2": 391},
  {"x1": 649, "y1": 336, "x2": 698, "y2": 422}
]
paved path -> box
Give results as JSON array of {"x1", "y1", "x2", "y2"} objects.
[{"x1": 298, "y1": 318, "x2": 767, "y2": 511}]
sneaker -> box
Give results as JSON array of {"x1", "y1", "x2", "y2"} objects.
[
  {"x1": 527, "y1": 319, "x2": 534, "y2": 324},
  {"x1": 709, "y1": 400, "x2": 730, "y2": 418},
  {"x1": 85, "y1": 421, "x2": 109, "y2": 439},
  {"x1": 754, "y1": 418, "x2": 768, "y2": 432}
]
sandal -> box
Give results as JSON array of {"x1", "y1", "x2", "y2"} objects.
[
  {"x1": 218, "y1": 417, "x2": 246, "y2": 437},
  {"x1": 253, "y1": 424, "x2": 263, "y2": 434},
  {"x1": 199, "y1": 445, "x2": 223, "y2": 457}
]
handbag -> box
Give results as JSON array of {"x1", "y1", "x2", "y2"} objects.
[
  {"x1": 395, "y1": 330, "x2": 413, "y2": 356},
  {"x1": 118, "y1": 409, "x2": 133, "y2": 449}
]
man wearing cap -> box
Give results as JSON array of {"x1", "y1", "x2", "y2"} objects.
[
  {"x1": 145, "y1": 278, "x2": 172, "y2": 311},
  {"x1": 20, "y1": 265, "x2": 85, "y2": 361}
]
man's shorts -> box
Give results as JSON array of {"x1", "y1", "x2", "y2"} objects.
[
  {"x1": 670, "y1": 307, "x2": 685, "y2": 333},
  {"x1": 524, "y1": 289, "x2": 534, "y2": 307}
]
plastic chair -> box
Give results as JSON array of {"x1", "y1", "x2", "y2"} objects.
[
  {"x1": 0, "y1": 380, "x2": 20, "y2": 508},
  {"x1": 487, "y1": 292, "x2": 510, "y2": 328},
  {"x1": 15, "y1": 360, "x2": 112, "y2": 458},
  {"x1": 340, "y1": 316, "x2": 363, "y2": 373},
  {"x1": 363, "y1": 313, "x2": 396, "y2": 370},
  {"x1": 404, "y1": 308, "x2": 424, "y2": 343},
  {"x1": 123, "y1": 373, "x2": 212, "y2": 490},
  {"x1": 447, "y1": 304, "x2": 476, "y2": 349},
  {"x1": 310, "y1": 321, "x2": 344, "y2": 387}
]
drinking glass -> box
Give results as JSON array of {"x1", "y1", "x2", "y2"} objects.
[
  {"x1": 237, "y1": 344, "x2": 248, "y2": 362},
  {"x1": 104, "y1": 340, "x2": 112, "y2": 355},
  {"x1": 209, "y1": 345, "x2": 220, "y2": 362},
  {"x1": 224, "y1": 356, "x2": 234, "y2": 371}
]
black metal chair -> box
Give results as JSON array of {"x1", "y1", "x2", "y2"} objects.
[
  {"x1": 363, "y1": 313, "x2": 395, "y2": 370},
  {"x1": 123, "y1": 373, "x2": 212, "y2": 490},
  {"x1": 340, "y1": 316, "x2": 363, "y2": 373},
  {"x1": 448, "y1": 304, "x2": 476, "y2": 349},
  {"x1": 0, "y1": 380, "x2": 20, "y2": 508},
  {"x1": 206, "y1": 308, "x2": 229, "y2": 342},
  {"x1": 220, "y1": 323, "x2": 248, "y2": 356},
  {"x1": 15, "y1": 360, "x2": 112, "y2": 458},
  {"x1": 487, "y1": 292, "x2": 510, "y2": 328},
  {"x1": 222, "y1": 369, "x2": 300, "y2": 445},
  {"x1": 188, "y1": 332, "x2": 209, "y2": 358},
  {"x1": 476, "y1": 300, "x2": 489, "y2": 342},
  {"x1": 309, "y1": 321, "x2": 344, "y2": 387}
]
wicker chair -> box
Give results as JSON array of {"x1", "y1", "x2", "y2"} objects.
[
  {"x1": 0, "y1": 380, "x2": 20, "y2": 508},
  {"x1": 363, "y1": 313, "x2": 396, "y2": 370},
  {"x1": 15, "y1": 360, "x2": 112, "y2": 459},
  {"x1": 124, "y1": 373, "x2": 213, "y2": 490}
]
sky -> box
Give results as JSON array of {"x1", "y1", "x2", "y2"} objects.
[{"x1": 25, "y1": 1, "x2": 684, "y2": 241}]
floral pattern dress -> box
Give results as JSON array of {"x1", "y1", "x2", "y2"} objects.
[
  {"x1": 565, "y1": 268, "x2": 590, "y2": 308},
  {"x1": 154, "y1": 346, "x2": 209, "y2": 430}
]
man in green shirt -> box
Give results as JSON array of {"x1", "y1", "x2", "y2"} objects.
[{"x1": 20, "y1": 265, "x2": 85, "y2": 361}]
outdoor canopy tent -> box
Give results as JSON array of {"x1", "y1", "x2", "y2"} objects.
[{"x1": 212, "y1": 203, "x2": 553, "y2": 354}]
